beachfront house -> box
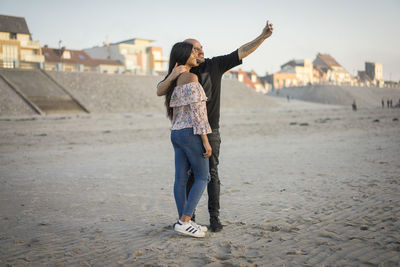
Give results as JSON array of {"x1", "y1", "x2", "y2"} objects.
[
  {"x1": 280, "y1": 59, "x2": 314, "y2": 86},
  {"x1": 0, "y1": 14, "x2": 44, "y2": 69},
  {"x1": 225, "y1": 69, "x2": 267, "y2": 93},
  {"x1": 265, "y1": 72, "x2": 298, "y2": 90},
  {"x1": 258, "y1": 75, "x2": 272, "y2": 92},
  {"x1": 84, "y1": 38, "x2": 167, "y2": 75},
  {"x1": 42, "y1": 46, "x2": 124, "y2": 73},
  {"x1": 356, "y1": 62, "x2": 384, "y2": 88},
  {"x1": 365, "y1": 62, "x2": 384, "y2": 87},
  {"x1": 313, "y1": 53, "x2": 354, "y2": 86}
]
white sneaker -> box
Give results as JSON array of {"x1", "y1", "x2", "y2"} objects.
[
  {"x1": 190, "y1": 220, "x2": 208, "y2": 233},
  {"x1": 174, "y1": 221, "x2": 205, "y2": 238}
]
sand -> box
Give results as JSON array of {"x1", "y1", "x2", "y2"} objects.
[{"x1": 1, "y1": 97, "x2": 399, "y2": 266}]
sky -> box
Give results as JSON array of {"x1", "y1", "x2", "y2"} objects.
[{"x1": 1, "y1": 0, "x2": 400, "y2": 80}]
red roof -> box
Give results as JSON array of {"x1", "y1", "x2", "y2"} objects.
[
  {"x1": 91, "y1": 58, "x2": 123, "y2": 66},
  {"x1": 316, "y1": 53, "x2": 341, "y2": 67},
  {"x1": 230, "y1": 70, "x2": 256, "y2": 89},
  {"x1": 42, "y1": 47, "x2": 122, "y2": 66}
]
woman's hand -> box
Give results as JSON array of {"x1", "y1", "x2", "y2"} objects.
[
  {"x1": 200, "y1": 134, "x2": 212, "y2": 158},
  {"x1": 203, "y1": 141, "x2": 212, "y2": 158}
]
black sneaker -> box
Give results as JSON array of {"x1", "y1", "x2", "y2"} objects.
[{"x1": 210, "y1": 216, "x2": 223, "y2": 232}]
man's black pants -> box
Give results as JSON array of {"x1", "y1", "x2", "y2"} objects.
[{"x1": 187, "y1": 128, "x2": 221, "y2": 218}]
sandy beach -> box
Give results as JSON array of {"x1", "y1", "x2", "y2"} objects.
[{"x1": 1, "y1": 95, "x2": 399, "y2": 266}]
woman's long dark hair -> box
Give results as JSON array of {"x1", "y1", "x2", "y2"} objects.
[{"x1": 163, "y1": 42, "x2": 194, "y2": 120}]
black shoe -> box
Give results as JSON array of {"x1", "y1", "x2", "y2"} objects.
[{"x1": 210, "y1": 216, "x2": 223, "y2": 232}]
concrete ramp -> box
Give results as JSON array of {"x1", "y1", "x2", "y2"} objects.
[
  {"x1": 0, "y1": 69, "x2": 88, "y2": 115},
  {"x1": 0, "y1": 76, "x2": 37, "y2": 117}
]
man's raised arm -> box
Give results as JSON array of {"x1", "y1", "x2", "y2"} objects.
[
  {"x1": 238, "y1": 20, "x2": 273, "y2": 60},
  {"x1": 156, "y1": 64, "x2": 188, "y2": 96}
]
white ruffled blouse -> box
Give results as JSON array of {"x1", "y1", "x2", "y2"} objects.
[{"x1": 170, "y1": 82, "x2": 212, "y2": 135}]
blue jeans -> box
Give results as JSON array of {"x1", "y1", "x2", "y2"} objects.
[
  {"x1": 187, "y1": 128, "x2": 221, "y2": 217},
  {"x1": 171, "y1": 128, "x2": 210, "y2": 218}
]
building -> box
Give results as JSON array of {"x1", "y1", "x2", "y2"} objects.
[
  {"x1": 258, "y1": 74, "x2": 272, "y2": 92},
  {"x1": 224, "y1": 69, "x2": 268, "y2": 93},
  {"x1": 247, "y1": 70, "x2": 267, "y2": 93},
  {"x1": 147, "y1": 46, "x2": 166, "y2": 75},
  {"x1": 0, "y1": 14, "x2": 44, "y2": 69},
  {"x1": 226, "y1": 68, "x2": 298, "y2": 91},
  {"x1": 224, "y1": 70, "x2": 254, "y2": 88},
  {"x1": 265, "y1": 72, "x2": 298, "y2": 90},
  {"x1": 356, "y1": 62, "x2": 384, "y2": 87},
  {"x1": 42, "y1": 46, "x2": 124, "y2": 73},
  {"x1": 312, "y1": 66, "x2": 327, "y2": 85},
  {"x1": 313, "y1": 53, "x2": 354, "y2": 85},
  {"x1": 280, "y1": 59, "x2": 314, "y2": 86},
  {"x1": 84, "y1": 38, "x2": 167, "y2": 75},
  {"x1": 357, "y1": 71, "x2": 373, "y2": 87},
  {"x1": 365, "y1": 62, "x2": 384, "y2": 87}
]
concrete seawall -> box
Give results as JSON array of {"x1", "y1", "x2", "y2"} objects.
[
  {"x1": 0, "y1": 74, "x2": 37, "y2": 117},
  {"x1": 0, "y1": 69, "x2": 88, "y2": 115},
  {"x1": 268, "y1": 85, "x2": 400, "y2": 107},
  {"x1": 0, "y1": 70, "x2": 276, "y2": 117}
]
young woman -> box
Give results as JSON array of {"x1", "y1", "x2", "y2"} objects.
[{"x1": 163, "y1": 42, "x2": 212, "y2": 238}]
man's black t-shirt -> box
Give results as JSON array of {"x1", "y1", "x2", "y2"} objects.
[{"x1": 191, "y1": 50, "x2": 242, "y2": 130}]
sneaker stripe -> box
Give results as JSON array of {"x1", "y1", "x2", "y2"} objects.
[{"x1": 185, "y1": 226, "x2": 198, "y2": 234}]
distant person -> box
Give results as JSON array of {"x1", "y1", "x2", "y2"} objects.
[
  {"x1": 352, "y1": 99, "x2": 357, "y2": 111},
  {"x1": 157, "y1": 20, "x2": 274, "y2": 232},
  {"x1": 387, "y1": 99, "x2": 390, "y2": 108},
  {"x1": 382, "y1": 99, "x2": 384, "y2": 108},
  {"x1": 162, "y1": 42, "x2": 212, "y2": 238},
  {"x1": 287, "y1": 95, "x2": 290, "y2": 102}
]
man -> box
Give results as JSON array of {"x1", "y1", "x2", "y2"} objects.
[{"x1": 157, "y1": 20, "x2": 273, "y2": 232}]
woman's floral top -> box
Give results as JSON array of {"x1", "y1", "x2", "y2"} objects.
[{"x1": 170, "y1": 82, "x2": 212, "y2": 135}]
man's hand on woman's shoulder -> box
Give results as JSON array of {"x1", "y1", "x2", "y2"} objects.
[
  {"x1": 171, "y1": 63, "x2": 189, "y2": 81},
  {"x1": 156, "y1": 63, "x2": 189, "y2": 96}
]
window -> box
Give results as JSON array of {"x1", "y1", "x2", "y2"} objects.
[
  {"x1": 2, "y1": 44, "x2": 18, "y2": 68},
  {"x1": 62, "y1": 51, "x2": 71, "y2": 59},
  {"x1": 153, "y1": 51, "x2": 161, "y2": 59},
  {"x1": 10, "y1": 32, "x2": 17, "y2": 39},
  {"x1": 78, "y1": 55, "x2": 86, "y2": 60}
]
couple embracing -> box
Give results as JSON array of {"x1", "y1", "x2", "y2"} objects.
[{"x1": 157, "y1": 21, "x2": 273, "y2": 238}]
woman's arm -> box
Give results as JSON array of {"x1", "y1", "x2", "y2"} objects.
[
  {"x1": 191, "y1": 100, "x2": 212, "y2": 158},
  {"x1": 200, "y1": 134, "x2": 212, "y2": 158}
]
